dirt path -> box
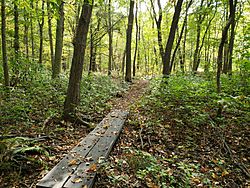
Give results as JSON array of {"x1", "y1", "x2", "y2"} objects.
[{"x1": 109, "y1": 80, "x2": 149, "y2": 111}]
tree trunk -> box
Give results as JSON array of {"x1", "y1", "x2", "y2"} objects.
[
  {"x1": 24, "y1": 11, "x2": 29, "y2": 59},
  {"x1": 217, "y1": 0, "x2": 233, "y2": 93},
  {"x1": 228, "y1": 0, "x2": 237, "y2": 75},
  {"x1": 47, "y1": 0, "x2": 54, "y2": 66},
  {"x1": 192, "y1": 0, "x2": 204, "y2": 73},
  {"x1": 125, "y1": 0, "x2": 134, "y2": 82},
  {"x1": 163, "y1": 0, "x2": 184, "y2": 76},
  {"x1": 150, "y1": 0, "x2": 164, "y2": 64},
  {"x1": 170, "y1": 0, "x2": 192, "y2": 72},
  {"x1": 14, "y1": 1, "x2": 19, "y2": 62},
  {"x1": 63, "y1": 0, "x2": 93, "y2": 120},
  {"x1": 30, "y1": 1, "x2": 35, "y2": 61},
  {"x1": 108, "y1": 0, "x2": 113, "y2": 76},
  {"x1": 133, "y1": 0, "x2": 139, "y2": 77},
  {"x1": 52, "y1": 0, "x2": 64, "y2": 78},
  {"x1": 1, "y1": 0, "x2": 10, "y2": 86},
  {"x1": 38, "y1": 0, "x2": 45, "y2": 64}
]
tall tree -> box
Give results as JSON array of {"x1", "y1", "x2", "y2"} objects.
[
  {"x1": 217, "y1": 0, "x2": 234, "y2": 93},
  {"x1": 150, "y1": 0, "x2": 164, "y2": 64},
  {"x1": 38, "y1": 0, "x2": 45, "y2": 64},
  {"x1": 47, "y1": 0, "x2": 54, "y2": 66},
  {"x1": 30, "y1": 1, "x2": 35, "y2": 61},
  {"x1": 108, "y1": 0, "x2": 113, "y2": 75},
  {"x1": 192, "y1": 0, "x2": 205, "y2": 73},
  {"x1": 14, "y1": 0, "x2": 19, "y2": 62},
  {"x1": 24, "y1": 10, "x2": 29, "y2": 59},
  {"x1": 63, "y1": 0, "x2": 93, "y2": 120},
  {"x1": 133, "y1": 0, "x2": 139, "y2": 77},
  {"x1": 170, "y1": 0, "x2": 193, "y2": 72},
  {"x1": 1, "y1": 0, "x2": 10, "y2": 86},
  {"x1": 52, "y1": 0, "x2": 64, "y2": 78},
  {"x1": 125, "y1": 0, "x2": 135, "y2": 82},
  {"x1": 163, "y1": 0, "x2": 184, "y2": 76},
  {"x1": 228, "y1": 0, "x2": 237, "y2": 75}
]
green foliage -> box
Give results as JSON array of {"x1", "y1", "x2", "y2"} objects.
[
  {"x1": 0, "y1": 72, "x2": 124, "y2": 127},
  {"x1": 0, "y1": 137, "x2": 48, "y2": 172},
  {"x1": 79, "y1": 74, "x2": 127, "y2": 115}
]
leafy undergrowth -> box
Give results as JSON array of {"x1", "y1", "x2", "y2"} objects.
[
  {"x1": 96, "y1": 74, "x2": 250, "y2": 188},
  {"x1": 0, "y1": 72, "x2": 126, "y2": 187}
]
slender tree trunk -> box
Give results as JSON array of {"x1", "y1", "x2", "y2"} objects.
[
  {"x1": 1, "y1": 0, "x2": 10, "y2": 86},
  {"x1": 14, "y1": 1, "x2": 19, "y2": 61},
  {"x1": 125, "y1": 0, "x2": 134, "y2": 82},
  {"x1": 133, "y1": 0, "x2": 139, "y2": 77},
  {"x1": 170, "y1": 0, "x2": 192, "y2": 72},
  {"x1": 30, "y1": 1, "x2": 35, "y2": 61},
  {"x1": 89, "y1": 24, "x2": 94, "y2": 74},
  {"x1": 108, "y1": 0, "x2": 113, "y2": 76},
  {"x1": 122, "y1": 49, "x2": 126, "y2": 78},
  {"x1": 63, "y1": 0, "x2": 93, "y2": 120},
  {"x1": 52, "y1": 1, "x2": 64, "y2": 78},
  {"x1": 228, "y1": 0, "x2": 237, "y2": 75},
  {"x1": 38, "y1": 0, "x2": 45, "y2": 64},
  {"x1": 223, "y1": 36, "x2": 229, "y2": 73},
  {"x1": 47, "y1": 0, "x2": 54, "y2": 66},
  {"x1": 163, "y1": 0, "x2": 184, "y2": 76},
  {"x1": 182, "y1": 12, "x2": 188, "y2": 71},
  {"x1": 192, "y1": 0, "x2": 204, "y2": 73},
  {"x1": 24, "y1": 11, "x2": 29, "y2": 59},
  {"x1": 150, "y1": 0, "x2": 164, "y2": 64},
  {"x1": 217, "y1": 1, "x2": 233, "y2": 93}
]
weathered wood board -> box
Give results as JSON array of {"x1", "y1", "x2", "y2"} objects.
[{"x1": 36, "y1": 110, "x2": 128, "y2": 188}]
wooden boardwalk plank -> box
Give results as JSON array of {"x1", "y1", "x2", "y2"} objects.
[
  {"x1": 63, "y1": 115, "x2": 127, "y2": 188},
  {"x1": 36, "y1": 110, "x2": 128, "y2": 188}
]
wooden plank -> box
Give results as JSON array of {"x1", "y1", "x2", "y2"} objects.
[
  {"x1": 63, "y1": 111, "x2": 128, "y2": 188},
  {"x1": 36, "y1": 118, "x2": 110, "y2": 188},
  {"x1": 36, "y1": 110, "x2": 128, "y2": 188}
]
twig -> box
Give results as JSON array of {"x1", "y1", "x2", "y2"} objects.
[
  {"x1": 223, "y1": 140, "x2": 250, "y2": 178},
  {"x1": 147, "y1": 136, "x2": 152, "y2": 146},
  {"x1": 139, "y1": 126, "x2": 144, "y2": 149}
]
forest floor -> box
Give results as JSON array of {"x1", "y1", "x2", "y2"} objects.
[
  {"x1": 0, "y1": 78, "x2": 149, "y2": 188},
  {"x1": 1, "y1": 75, "x2": 249, "y2": 188},
  {"x1": 95, "y1": 76, "x2": 250, "y2": 188}
]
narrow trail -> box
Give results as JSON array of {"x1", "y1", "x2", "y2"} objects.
[{"x1": 109, "y1": 79, "x2": 149, "y2": 111}]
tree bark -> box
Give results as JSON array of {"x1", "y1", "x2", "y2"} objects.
[
  {"x1": 24, "y1": 11, "x2": 29, "y2": 59},
  {"x1": 63, "y1": 0, "x2": 93, "y2": 120},
  {"x1": 30, "y1": 1, "x2": 35, "y2": 61},
  {"x1": 192, "y1": 0, "x2": 204, "y2": 72},
  {"x1": 228, "y1": 0, "x2": 237, "y2": 75},
  {"x1": 38, "y1": 0, "x2": 45, "y2": 64},
  {"x1": 14, "y1": 0, "x2": 19, "y2": 62},
  {"x1": 217, "y1": 0, "x2": 233, "y2": 93},
  {"x1": 150, "y1": 0, "x2": 164, "y2": 64},
  {"x1": 163, "y1": 0, "x2": 184, "y2": 76},
  {"x1": 52, "y1": 0, "x2": 64, "y2": 78},
  {"x1": 47, "y1": 0, "x2": 54, "y2": 66},
  {"x1": 1, "y1": 0, "x2": 10, "y2": 86},
  {"x1": 125, "y1": 0, "x2": 134, "y2": 82},
  {"x1": 133, "y1": 0, "x2": 139, "y2": 77},
  {"x1": 170, "y1": 0, "x2": 192, "y2": 72},
  {"x1": 108, "y1": 0, "x2": 113, "y2": 76}
]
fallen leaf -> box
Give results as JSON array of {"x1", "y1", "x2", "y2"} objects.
[
  {"x1": 192, "y1": 177, "x2": 200, "y2": 184},
  {"x1": 71, "y1": 178, "x2": 82, "y2": 183},
  {"x1": 68, "y1": 159, "x2": 78, "y2": 166},
  {"x1": 103, "y1": 124, "x2": 110, "y2": 129},
  {"x1": 222, "y1": 170, "x2": 229, "y2": 177},
  {"x1": 212, "y1": 172, "x2": 218, "y2": 179},
  {"x1": 166, "y1": 168, "x2": 173, "y2": 176},
  {"x1": 86, "y1": 163, "x2": 97, "y2": 173}
]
